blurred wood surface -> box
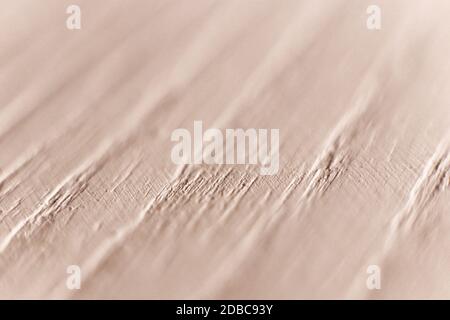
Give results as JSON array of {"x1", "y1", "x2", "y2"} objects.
[{"x1": 0, "y1": 0, "x2": 449, "y2": 299}]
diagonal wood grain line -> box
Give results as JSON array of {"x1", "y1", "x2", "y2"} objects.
[{"x1": 386, "y1": 130, "x2": 450, "y2": 248}]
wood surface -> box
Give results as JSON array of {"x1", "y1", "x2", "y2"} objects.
[{"x1": 0, "y1": 0, "x2": 449, "y2": 299}]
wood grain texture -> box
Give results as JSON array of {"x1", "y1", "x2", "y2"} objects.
[{"x1": 0, "y1": 0, "x2": 449, "y2": 299}]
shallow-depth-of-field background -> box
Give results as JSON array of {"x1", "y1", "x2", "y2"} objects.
[{"x1": 0, "y1": 0, "x2": 449, "y2": 299}]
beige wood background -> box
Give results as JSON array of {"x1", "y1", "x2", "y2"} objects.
[{"x1": 0, "y1": 0, "x2": 449, "y2": 299}]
